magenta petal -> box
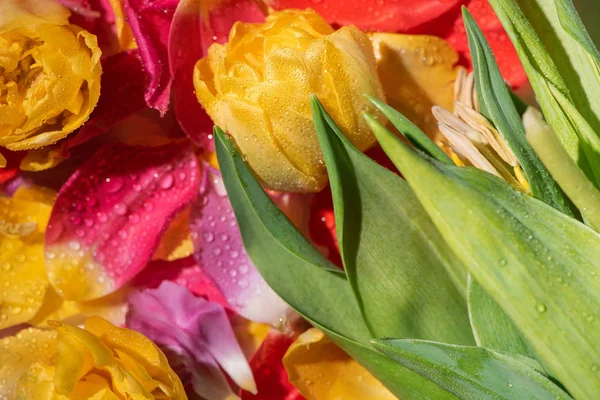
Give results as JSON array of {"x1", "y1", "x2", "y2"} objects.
[
  {"x1": 60, "y1": 50, "x2": 147, "y2": 158},
  {"x1": 123, "y1": 0, "x2": 178, "y2": 114},
  {"x1": 168, "y1": 0, "x2": 264, "y2": 150},
  {"x1": 126, "y1": 281, "x2": 256, "y2": 397},
  {"x1": 190, "y1": 165, "x2": 290, "y2": 325},
  {"x1": 45, "y1": 143, "x2": 200, "y2": 301}
]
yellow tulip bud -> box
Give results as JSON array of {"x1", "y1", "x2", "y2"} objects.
[
  {"x1": 194, "y1": 9, "x2": 385, "y2": 192},
  {"x1": 0, "y1": 0, "x2": 102, "y2": 151}
]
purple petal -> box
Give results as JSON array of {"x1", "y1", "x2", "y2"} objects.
[{"x1": 126, "y1": 281, "x2": 256, "y2": 398}]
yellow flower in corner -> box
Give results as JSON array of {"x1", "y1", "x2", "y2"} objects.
[
  {"x1": 13, "y1": 317, "x2": 187, "y2": 400},
  {"x1": 0, "y1": 0, "x2": 102, "y2": 152},
  {"x1": 194, "y1": 9, "x2": 385, "y2": 192}
]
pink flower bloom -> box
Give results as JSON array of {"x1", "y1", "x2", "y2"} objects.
[{"x1": 127, "y1": 280, "x2": 256, "y2": 399}]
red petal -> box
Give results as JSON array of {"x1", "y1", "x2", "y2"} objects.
[
  {"x1": 241, "y1": 331, "x2": 305, "y2": 400},
  {"x1": 45, "y1": 143, "x2": 200, "y2": 300},
  {"x1": 267, "y1": 0, "x2": 460, "y2": 32},
  {"x1": 60, "y1": 50, "x2": 148, "y2": 158},
  {"x1": 168, "y1": 0, "x2": 264, "y2": 150},
  {"x1": 123, "y1": 0, "x2": 179, "y2": 114}
]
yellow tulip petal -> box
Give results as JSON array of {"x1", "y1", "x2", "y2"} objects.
[
  {"x1": 15, "y1": 362, "x2": 58, "y2": 400},
  {"x1": 0, "y1": 195, "x2": 52, "y2": 329},
  {"x1": 29, "y1": 286, "x2": 83, "y2": 327},
  {"x1": 13, "y1": 184, "x2": 57, "y2": 205},
  {"x1": 0, "y1": 152, "x2": 6, "y2": 168},
  {"x1": 283, "y1": 329, "x2": 398, "y2": 400},
  {"x1": 232, "y1": 316, "x2": 271, "y2": 359},
  {"x1": 0, "y1": 327, "x2": 57, "y2": 399},
  {"x1": 370, "y1": 33, "x2": 459, "y2": 140},
  {"x1": 194, "y1": 9, "x2": 385, "y2": 192},
  {"x1": 19, "y1": 146, "x2": 66, "y2": 171},
  {"x1": 84, "y1": 316, "x2": 187, "y2": 400},
  {"x1": 107, "y1": 0, "x2": 137, "y2": 51}
]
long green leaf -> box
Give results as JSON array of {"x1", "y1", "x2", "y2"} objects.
[
  {"x1": 463, "y1": 9, "x2": 575, "y2": 217},
  {"x1": 488, "y1": 0, "x2": 600, "y2": 190},
  {"x1": 367, "y1": 117, "x2": 600, "y2": 399},
  {"x1": 215, "y1": 126, "x2": 370, "y2": 343},
  {"x1": 372, "y1": 339, "x2": 572, "y2": 400},
  {"x1": 468, "y1": 277, "x2": 537, "y2": 359},
  {"x1": 215, "y1": 126, "x2": 458, "y2": 400},
  {"x1": 312, "y1": 97, "x2": 472, "y2": 343}
]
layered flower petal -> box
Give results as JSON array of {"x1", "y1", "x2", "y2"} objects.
[
  {"x1": 0, "y1": 327, "x2": 58, "y2": 399},
  {"x1": 15, "y1": 317, "x2": 186, "y2": 399},
  {"x1": 241, "y1": 330, "x2": 304, "y2": 400},
  {"x1": 0, "y1": 0, "x2": 102, "y2": 150},
  {"x1": 283, "y1": 329, "x2": 397, "y2": 400},
  {"x1": 126, "y1": 281, "x2": 256, "y2": 399},
  {"x1": 0, "y1": 185, "x2": 54, "y2": 329},
  {"x1": 194, "y1": 9, "x2": 386, "y2": 192},
  {"x1": 190, "y1": 165, "x2": 290, "y2": 324},
  {"x1": 45, "y1": 142, "x2": 200, "y2": 300},
  {"x1": 265, "y1": 0, "x2": 460, "y2": 32}
]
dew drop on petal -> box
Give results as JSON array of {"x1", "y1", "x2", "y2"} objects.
[{"x1": 159, "y1": 174, "x2": 174, "y2": 189}]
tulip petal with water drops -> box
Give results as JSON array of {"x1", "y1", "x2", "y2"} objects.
[
  {"x1": 190, "y1": 165, "x2": 290, "y2": 325},
  {"x1": 126, "y1": 281, "x2": 257, "y2": 399},
  {"x1": 0, "y1": 185, "x2": 54, "y2": 329},
  {"x1": 45, "y1": 142, "x2": 200, "y2": 301},
  {"x1": 0, "y1": 327, "x2": 58, "y2": 399}
]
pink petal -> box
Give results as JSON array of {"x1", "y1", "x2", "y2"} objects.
[
  {"x1": 126, "y1": 281, "x2": 256, "y2": 397},
  {"x1": 131, "y1": 255, "x2": 229, "y2": 308},
  {"x1": 190, "y1": 165, "x2": 290, "y2": 325},
  {"x1": 45, "y1": 143, "x2": 200, "y2": 301},
  {"x1": 168, "y1": 0, "x2": 264, "y2": 150},
  {"x1": 123, "y1": 0, "x2": 179, "y2": 114}
]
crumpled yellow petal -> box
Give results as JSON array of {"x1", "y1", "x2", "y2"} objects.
[
  {"x1": 19, "y1": 146, "x2": 66, "y2": 171},
  {"x1": 0, "y1": 187, "x2": 54, "y2": 329},
  {"x1": 370, "y1": 33, "x2": 459, "y2": 140},
  {"x1": 0, "y1": 152, "x2": 6, "y2": 168},
  {"x1": 0, "y1": 327, "x2": 57, "y2": 399},
  {"x1": 283, "y1": 329, "x2": 398, "y2": 400}
]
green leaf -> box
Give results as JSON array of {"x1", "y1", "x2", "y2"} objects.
[
  {"x1": 488, "y1": 0, "x2": 600, "y2": 190},
  {"x1": 311, "y1": 97, "x2": 472, "y2": 343},
  {"x1": 462, "y1": 9, "x2": 576, "y2": 217},
  {"x1": 372, "y1": 339, "x2": 572, "y2": 400},
  {"x1": 215, "y1": 126, "x2": 370, "y2": 343},
  {"x1": 366, "y1": 95, "x2": 452, "y2": 164},
  {"x1": 468, "y1": 277, "x2": 537, "y2": 359},
  {"x1": 215, "y1": 126, "x2": 459, "y2": 400},
  {"x1": 367, "y1": 117, "x2": 600, "y2": 399}
]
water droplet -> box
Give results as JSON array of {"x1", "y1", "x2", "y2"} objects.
[
  {"x1": 239, "y1": 264, "x2": 249, "y2": 274},
  {"x1": 128, "y1": 214, "x2": 140, "y2": 223},
  {"x1": 238, "y1": 279, "x2": 248, "y2": 288},
  {"x1": 203, "y1": 232, "x2": 215, "y2": 243},
  {"x1": 84, "y1": 218, "x2": 94, "y2": 227},
  {"x1": 97, "y1": 212, "x2": 108, "y2": 223},
  {"x1": 8, "y1": 307, "x2": 21, "y2": 315},
  {"x1": 1, "y1": 263, "x2": 11, "y2": 272},
  {"x1": 69, "y1": 241, "x2": 81, "y2": 251},
  {"x1": 507, "y1": 383, "x2": 513, "y2": 388},
  {"x1": 114, "y1": 203, "x2": 128, "y2": 216},
  {"x1": 499, "y1": 259, "x2": 507, "y2": 266},
  {"x1": 591, "y1": 363, "x2": 599, "y2": 372},
  {"x1": 219, "y1": 233, "x2": 229, "y2": 242},
  {"x1": 230, "y1": 250, "x2": 239, "y2": 259},
  {"x1": 143, "y1": 202, "x2": 154, "y2": 211},
  {"x1": 45, "y1": 252, "x2": 56, "y2": 260},
  {"x1": 159, "y1": 174, "x2": 174, "y2": 189},
  {"x1": 536, "y1": 303, "x2": 547, "y2": 313},
  {"x1": 85, "y1": 196, "x2": 97, "y2": 207},
  {"x1": 229, "y1": 270, "x2": 237, "y2": 278},
  {"x1": 105, "y1": 177, "x2": 124, "y2": 193},
  {"x1": 213, "y1": 248, "x2": 222, "y2": 256},
  {"x1": 15, "y1": 254, "x2": 25, "y2": 263}
]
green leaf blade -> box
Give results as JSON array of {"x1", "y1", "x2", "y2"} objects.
[
  {"x1": 369, "y1": 119, "x2": 600, "y2": 399},
  {"x1": 462, "y1": 9, "x2": 576, "y2": 217},
  {"x1": 372, "y1": 339, "x2": 572, "y2": 400},
  {"x1": 312, "y1": 98, "x2": 473, "y2": 344}
]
